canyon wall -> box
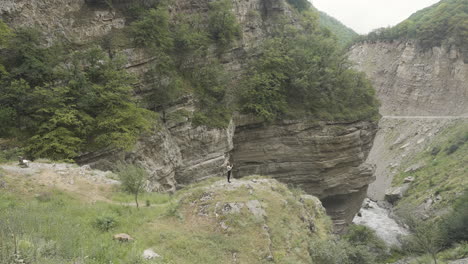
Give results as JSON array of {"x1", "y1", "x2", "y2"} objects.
[
  {"x1": 232, "y1": 116, "x2": 377, "y2": 231},
  {"x1": 348, "y1": 41, "x2": 468, "y2": 116},
  {"x1": 1, "y1": 0, "x2": 377, "y2": 229},
  {"x1": 348, "y1": 41, "x2": 468, "y2": 201}
]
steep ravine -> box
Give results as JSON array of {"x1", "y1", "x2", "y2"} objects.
[{"x1": 348, "y1": 40, "x2": 467, "y2": 246}]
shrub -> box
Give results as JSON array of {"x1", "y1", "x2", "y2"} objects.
[
  {"x1": 35, "y1": 192, "x2": 53, "y2": 202},
  {"x1": 287, "y1": 0, "x2": 310, "y2": 12},
  {"x1": 117, "y1": 164, "x2": 149, "y2": 208},
  {"x1": 446, "y1": 144, "x2": 460, "y2": 155},
  {"x1": 309, "y1": 238, "x2": 378, "y2": 264},
  {"x1": 441, "y1": 191, "x2": 468, "y2": 244},
  {"x1": 208, "y1": 0, "x2": 241, "y2": 47},
  {"x1": 431, "y1": 146, "x2": 441, "y2": 156},
  {"x1": 93, "y1": 215, "x2": 118, "y2": 232},
  {"x1": 344, "y1": 225, "x2": 388, "y2": 262},
  {"x1": 400, "y1": 215, "x2": 445, "y2": 264}
]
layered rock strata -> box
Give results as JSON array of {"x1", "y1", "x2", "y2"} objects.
[
  {"x1": 348, "y1": 41, "x2": 468, "y2": 116},
  {"x1": 232, "y1": 116, "x2": 378, "y2": 231}
]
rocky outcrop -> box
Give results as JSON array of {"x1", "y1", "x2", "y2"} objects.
[
  {"x1": 348, "y1": 41, "x2": 468, "y2": 116},
  {"x1": 232, "y1": 116, "x2": 378, "y2": 232},
  {"x1": 0, "y1": 0, "x2": 125, "y2": 44},
  {"x1": 176, "y1": 177, "x2": 331, "y2": 262},
  {"x1": 78, "y1": 96, "x2": 235, "y2": 193}
]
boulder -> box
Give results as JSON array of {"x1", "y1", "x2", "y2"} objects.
[
  {"x1": 113, "y1": 233, "x2": 134, "y2": 242},
  {"x1": 142, "y1": 249, "x2": 161, "y2": 260},
  {"x1": 403, "y1": 176, "x2": 415, "y2": 183},
  {"x1": 385, "y1": 184, "x2": 411, "y2": 204}
]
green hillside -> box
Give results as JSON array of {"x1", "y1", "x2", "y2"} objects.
[
  {"x1": 0, "y1": 168, "x2": 335, "y2": 263},
  {"x1": 390, "y1": 121, "x2": 468, "y2": 263},
  {"x1": 318, "y1": 11, "x2": 358, "y2": 48},
  {"x1": 393, "y1": 121, "x2": 468, "y2": 213},
  {"x1": 356, "y1": 0, "x2": 468, "y2": 53}
]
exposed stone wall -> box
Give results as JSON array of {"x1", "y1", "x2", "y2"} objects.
[
  {"x1": 348, "y1": 41, "x2": 468, "y2": 204},
  {"x1": 232, "y1": 116, "x2": 378, "y2": 231},
  {"x1": 348, "y1": 41, "x2": 468, "y2": 116}
]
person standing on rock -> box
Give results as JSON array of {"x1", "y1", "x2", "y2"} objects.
[{"x1": 226, "y1": 163, "x2": 233, "y2": 183}]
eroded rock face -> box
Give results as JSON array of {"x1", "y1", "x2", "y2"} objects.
[
  {"x1": 348, "y1": 41, "x2": 468, "y2": 116},
  {"x1": 232, "y1": 116, "x2": 378, "y2": 231},
  {"x1": 0, "y1": 0, "x2": 124, "y2": 45}
]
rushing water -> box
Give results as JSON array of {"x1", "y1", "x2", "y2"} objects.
[{"x1": 353, "y1": 199, "x2": 409, "y2": 247}]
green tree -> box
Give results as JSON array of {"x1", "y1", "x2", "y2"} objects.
[
  {"x1": 402, "y1": 215, "x2": 445, "y2": 264},
  {"x1": 441, "y1": 190, "x2": 468, "y2": 243},
  {"x1": 191, "y1": 60, "x2": 231, "y2": 128},
  {"x1": 0, "y1": 19, "x2": 13, "y2": 48},
  {"x1": 287, "y1": 0, "x2": 310, "y2": 12},
  {"x1": 144, "y1": 51, "x2": 184, "y2": 122},
  {"x1": 0, "y1": 40, "x2": 155, "y2": 160},
  {"x1": 130, "y1": 7, "x2": 173, "y2": 52},
  {"x1": 2, "y1": 28, "x2": 59, "y2": 87},
  {"x1": 117, "y1": 164, "x2": 149, "y2": 208},
  {"x1": 240, "y1": 13, "x2": 379, "y2": 122},
  {"x1": 208, "y1": 0, "x2": 241, "y2": 47}
]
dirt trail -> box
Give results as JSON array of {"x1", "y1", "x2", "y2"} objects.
[{"x1": 383, "y1": 116, "x2": 468, "y2": 119}]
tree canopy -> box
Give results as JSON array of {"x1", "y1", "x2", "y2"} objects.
[
  {"x1": 0, "y1": 24, "x2": 155, "y2": 160},
  {"x1": 240, "y1": 11, "x2": 379, "y2": 122}
]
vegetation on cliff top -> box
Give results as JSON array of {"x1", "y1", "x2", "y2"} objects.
[
  {"x1": 240, "y1": 12, "x2": 379, "y2": 122},
  {"x1": 318, "y1": 11, "x2": 358, "y2": 48},
  {"x1": 354, "y1": 0, "x2": 468, "y2": 53}
]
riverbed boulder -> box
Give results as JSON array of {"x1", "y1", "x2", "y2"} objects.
[{"x1": 385, "y1": 184, "x2": 411, "y2": 204}]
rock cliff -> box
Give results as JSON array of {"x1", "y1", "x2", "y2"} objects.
[
  {"x1": 1, "y1": 0, "x2": 378, "y2": 229},
  {"x1": 232, "y1": 116, "x2": 377, "y2": 231},
  {"x1": 348, "y1": 41, "x2": 468, "y2": 202},
  {"x1": 348, "y1": 41, "x2": 468, "y2": 116}
]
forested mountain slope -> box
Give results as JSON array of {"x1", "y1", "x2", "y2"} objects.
[
  {"x1": 355, "y1": 0, "x2": 468, "y2": 55},
  {"x1": 318, "y1": 11, "x2": 358, "y2": 48}
]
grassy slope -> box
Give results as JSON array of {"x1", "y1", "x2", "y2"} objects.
[
  {"x1": 392, "y1": 121, "x2": 468, "y2": 213},
  {"x1": 0, "y1": 169, "x2": 332, "y2": 264}
]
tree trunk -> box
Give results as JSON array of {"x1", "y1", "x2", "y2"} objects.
[{"x1": 135, "y1": 192, "x2": 139, "y2": 209}]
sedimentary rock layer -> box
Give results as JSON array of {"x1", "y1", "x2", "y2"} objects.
[
  {"x1": 348, "y1": 41, "x2": 468, "y2": 116},
  {"x1": 232, "y1": 116, "x2": 378, "y2": 231}
]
